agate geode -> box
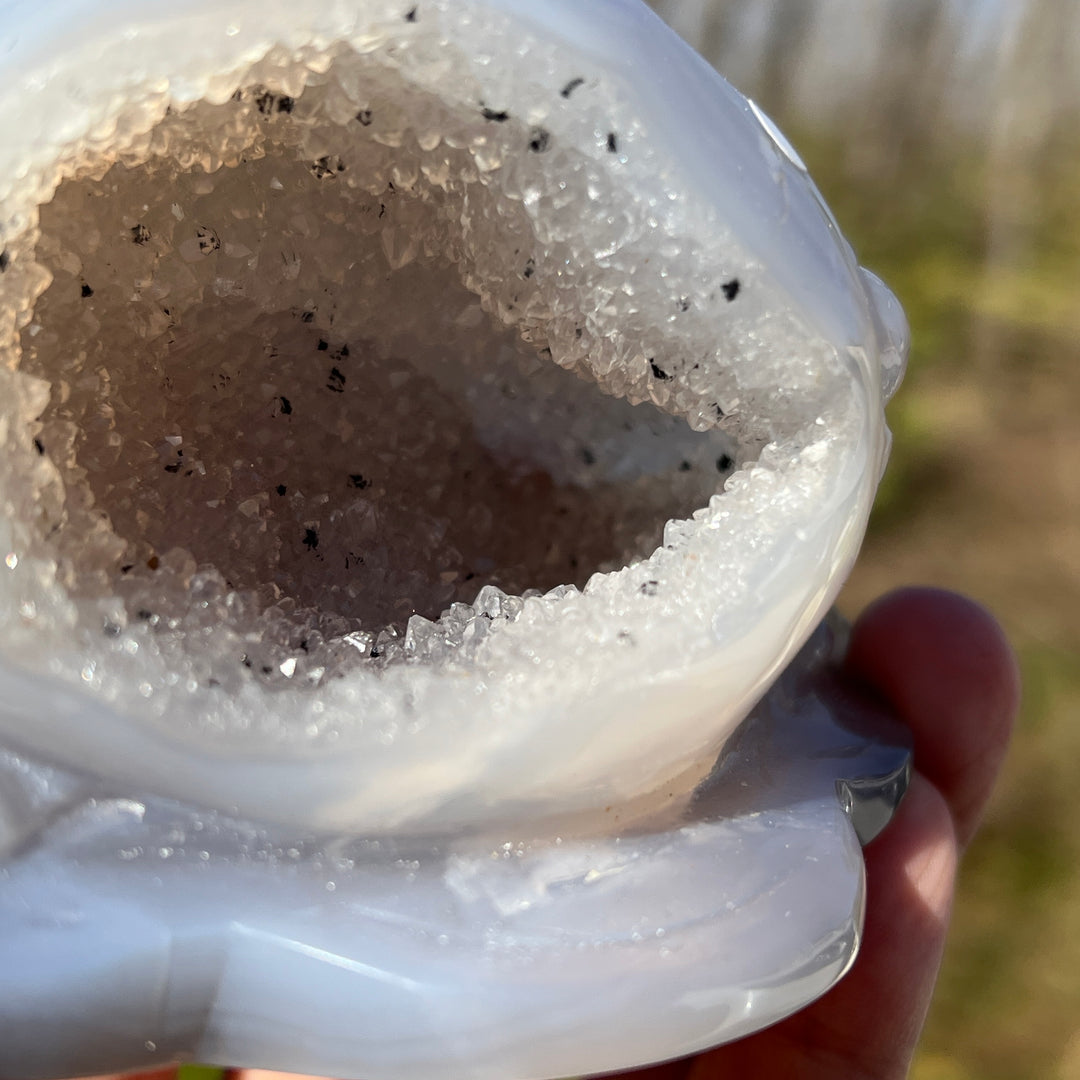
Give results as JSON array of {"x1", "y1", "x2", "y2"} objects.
[{"x1": 0, "y1": 0, "x2": 910, "y2": 1076}]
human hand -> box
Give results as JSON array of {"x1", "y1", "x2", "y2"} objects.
[
  {"x1": 614, "y1": 586, "x2": 1020, "y2": 1079},
  {"x1": 76, "y1": 587, "x2": 1019, "y2": 1080}
]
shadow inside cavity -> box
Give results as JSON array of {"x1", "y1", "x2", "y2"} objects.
[
  {"x1": 45, "y1": 309, "x2": 696, "y2": 626},
  {"x1": 20, "y1": 121, "x2": 726, "y2": 629}
]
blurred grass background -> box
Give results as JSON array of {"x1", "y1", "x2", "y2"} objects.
[{"x1": 648, "y1": 1, "x2": 1080, "y2": 1076}]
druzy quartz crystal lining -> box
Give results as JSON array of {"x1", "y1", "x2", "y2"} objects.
[
  {"x1": 0, "y1": 0, "x2": 906, "y2": 837},
  {"x1": 0, "y1": 0, "x2": 913, "y2": 1075},
  {"x1": 21, "y1": 86, "x2": 736, "y2": 647}
]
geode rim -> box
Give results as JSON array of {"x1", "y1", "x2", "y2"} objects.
[{"x1": 0, "y1": 0, "x2": 907, "y2": 835}]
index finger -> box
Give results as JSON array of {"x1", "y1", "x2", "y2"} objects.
[{"x1": 844, "y1": 586, "x2": 1020, "y2": 848}]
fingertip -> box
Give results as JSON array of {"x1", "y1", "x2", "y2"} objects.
[
  {"x1": 863, "y1": 772, "x2": 957, "y2": 938},
  {"x1": 844, "y1": 587, "x2": 1020, "y2": 846},
  {"x1": 817, "y1": 772, "x2": 958, "y2": 1076},
  {"x1": 672, "y1": 774, "x2": 958, "y2": 1080},
  {"x1": 847, "y1": 588, "x2": 1021, "y2": 723}
]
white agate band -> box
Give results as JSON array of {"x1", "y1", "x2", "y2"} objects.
[{"x1": 0, "y1": 622, "x2": 910, "y2": 1079}]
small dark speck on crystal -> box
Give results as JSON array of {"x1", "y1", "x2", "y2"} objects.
[
  {"x1": 164, "y1": 462, "x2": 181, "y2": 473},
  {"x1": 0, "y1": 250, "x2": 10, "y2": 272},
  {"x1": 482, "y1": 106, "x2": 510, "y2": 122},
  {"x1": 349, "y1": 474, "x2": 369, "y2": 489},
  {"x1": 120, "y1": 564, "x2": 134, "y2": 574},
  {"x1": 560, "y1": 77, "x2": 585, "y2": 98},
  {"x1": 33, "y1": 437, "x2": 44, "y2": 455},
  {"x1": 131, "y1": 224, "x2": 151, "y2": 245},
  {"x1": 528, "y1": 127, "x2": 551, "y2": 153},
  {"x1": 640, "y1": 581, "x2": 659, "y2": 596},
  {"x1": 317, "y1": 339, "x2": 328, "y2": 351},
  {"x1": 279, "y1": 396, "x2": 292, "y2": 415},
  {"x1": 303, "y1": 528, "x2": 319, "y2": 551},
  {"x1": 607, "y1": 132, "x2": 618, "y2": 153},
  {"x1": 722, "y1": 278, "x2": 741, "y2": 301},
  {"x1": 257, "y1": 91, "x2": 295, "y2": 115},
  {"x1": 404, "y1": 5, "x2": 418, "y2": 21},
  {"x1": 356, "y1": 109, "x2": 373, "y2": 126},
  {"x1": 196, "y1": 226, "x2": 220, "y2": 254},
  {"x1": 300, "y1": 310, "x2": 314, "y2": 322},
  {"x1": 310, "y1": 156, "x2": 343, "y2": 179},
  {"x1": 276, "y1": 484, "x2": 287, "y2": 496},
  {"x1": 81, "y1": 283, "x2": 94, "y2": 298},
  {"x1": 650, "y1": 359, "x2": 670, "y2": 380},
  {"x1": 679, "y1": 460, "x2": 692, "y2": 472},
  {"x1": 717, "y1": 454, "x2": 735, "y2": 472},
  {"x1": 581, "y1": 447, "x2": 596, "y2": 466}
]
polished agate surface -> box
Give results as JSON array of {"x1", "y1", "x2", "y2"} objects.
[{"x1": 0, "y1": 0, "x2": 909, "y2": 1076}]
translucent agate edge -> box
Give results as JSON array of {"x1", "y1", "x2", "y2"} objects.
[
  {"x1": 0, "y1": 622, "x2": 911, "y2": 1080},
  {"x1": 0, "y1": 0, "x2": 904, "y2": 834}
]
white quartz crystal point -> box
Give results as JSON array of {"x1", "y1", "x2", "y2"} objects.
[{"x1": 0, "y1": 0, "x2": 908, "y2": 835}]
